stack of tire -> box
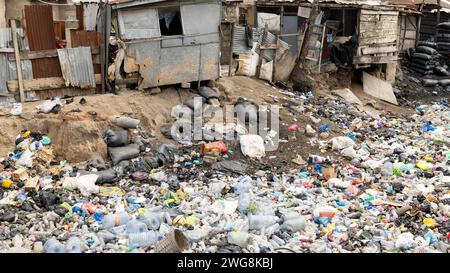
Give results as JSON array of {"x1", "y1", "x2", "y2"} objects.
[
  {"x1": 408, "y1": 42, "x2": 442, "y2": 75},
  {"x1": 437, "y1": 22, "x2": 450, "y2": 57}
]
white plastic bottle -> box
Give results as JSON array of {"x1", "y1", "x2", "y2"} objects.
[
  {"x1": 66, "y1": 237, "x2": 83, "y2": 253},
  {"x1": 44, "y1": 238, "x2": 66, "y2": 253},
  {"x1": 128, "y1": 231, "x2": 162, "y2": 248},
  {"x1": 126, "y1": 219, "x2": 148, "y2": 234},
  {"x1": 101, "y1": 212, "x2": 130, "y2": 229}
]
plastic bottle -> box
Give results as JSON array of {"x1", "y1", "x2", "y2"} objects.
[
  {"x1": 381, "y1": 162, "x2": 393, "y2": 176},
  {"x1": 248, "y1": 215, "x2": 279, "y2": 230},
  {"x1": 44, "y1": 238, "x2": 66, "y2": 253},
  {"x1": 128, "y1": 231, "x2": 162, "y2": 248},
  {"x1": 282, "y1": 217, "x2": 306, "y2": 232},
  {"x1": 66, "y1": 237, "x2": 83, "y2": 253},
  {"x1": 238, "y1": 192, "x2": 251, "y2": 214},
  {"x1": 126, "y1": 219, "x2": 148, "y2": 234},
  {"x1": 234, "y1": 176, "x2": 252, "y2": 194},
  {"x1": 101, "y1": 212, "x2": 130, "y2": 229},
  {"x1": 137, "y1": 211, "x2": 164, "y2": 230}
]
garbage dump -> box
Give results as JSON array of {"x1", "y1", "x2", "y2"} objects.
[{"x1": 1, "y1": 85, "x2": 449, "y2": 254}]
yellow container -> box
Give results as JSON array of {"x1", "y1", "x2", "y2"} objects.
[{"x1": 1, "y1": 179, "x2": 12, "y2": 188}]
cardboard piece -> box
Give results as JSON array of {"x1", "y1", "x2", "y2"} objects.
[
  {"x1": 323, "y1": 167, "x2": 336, "y2": 181},
  {"x1": 12, "y1": 168, "x2": 29, "y2": 181},
  {"x1": 363, "y1": 72, "x2": 398, "y2": 105},
  {"x1": 25, "y1": 176, "x2": 40, "y2": 192}
]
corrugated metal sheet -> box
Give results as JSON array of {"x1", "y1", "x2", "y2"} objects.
[
  {"x1": 233, "y1": 26, "x2": 259, "y2": 54},
  {"x1": 71, "y1": 30, "x2": 101, "y2": 48},
  {"x1": 233, "y1": 26, "x2": 290, "y2": 61},
  {"x1": 0, "y1": 28, "x2": 29, "y2": 51},
  {"x1": 24, "y1": 5, "x2": 62, "y2": 78},
  {"x1": 0, "y1": 27, "x2": 33, "y2": 107},
  {"x1": 57, "y1": 47, "x2": 96, "y2": 89},
  {"x1": 83, "y1": 3, "x2": 99, "y2": 31},
  {"x1": 255, "y1": 29, "x2": 290, "y2": 61}
]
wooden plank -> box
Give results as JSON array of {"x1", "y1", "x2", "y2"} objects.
[
  {"x1": 353, "y1": 55, "x2": 398, "y2": 65},
  {"x1": 8, "y1": 47, "x2": 100, "y2": 61},
  {"x1": 361, "y1": 46, "x2": 397, "y2": 55},
  {"x1": 359, "y1": 22, "x2": 398, "y2": 31},
  {"x1": 360, "y1": 10, "x2": 399, "y2": 16},
  {"x1": 0, "y1": 48, "x2": 14, "y2": 53},
  {"x1": 11, "y1": 20, "x2": 25, "y2": 103},
  {"x1": 7, "y1": 74, "x2": 102, "y2": 93},
  {"x1": 363, "y1": 72, "x2": 398, "y2": 105},
  {"x1": 360, "y1": 15, "x2": 398, "y2": 23}
]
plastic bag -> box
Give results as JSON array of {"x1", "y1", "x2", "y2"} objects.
[
  {"x1": 75, "y1": 174, "x2": 99, "y2": 197},
  {"x1": 240, "y1": 135, "x2": 265, "y2": 158},
  {"x1": 331, "y1": 136, "x2": 355, "y2": 151},
  {"x1": 15, "y1": 149, "x2": 33, "y2": 168},
  {"x1": 10, "y1": 103, "x2": 22, "y2": 116}
]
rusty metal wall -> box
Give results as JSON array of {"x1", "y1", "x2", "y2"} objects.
[
  {"x1": 24, "y1": 5, "x2": 62, "y2": 79},
  {"x1": 127, "y1": 41, "x2": 161, "y2": 89},
  {"x1": 116, "y1": 0, "x2": 221, "y2": 88}
]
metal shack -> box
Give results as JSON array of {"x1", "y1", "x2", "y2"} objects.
[{"x1": 111, "y1": 0, "x2": 221, "y2": 90}]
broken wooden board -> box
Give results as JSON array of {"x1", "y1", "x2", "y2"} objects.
[
  {"x1": 363, "y1": 72, "x2": 398, "y2": 105},
  {"x1": 7, "y1": 74, "x2": 102, "y2": 93},
  {"x1": 331, "y1": 88, "x2": 363, "y2": 106}
]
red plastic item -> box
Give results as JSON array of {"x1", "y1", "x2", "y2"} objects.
[
  {"x1": 288, "y1": 124, "x2": 300, "y2": 131},
  {"x1": 201, "y1": 141, "x2": 228, "y2": 155}
]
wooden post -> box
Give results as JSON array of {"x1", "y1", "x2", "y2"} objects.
[
  {"x1": 318, "y1": 23, "x2": 326, "y2": 73},
  {"x1": 228, "y1": 23, "x2": 234, "y2": 77},
  {"x1": 256, "y1": 24, "x2": 268, "y2": 78},
  {"x1": 299, "y1": 0, "x2": 319, "y2": 64},
  {"x1": 437, "y1": 0, "x2": 441, "y2": 38},
  {"x1": 11, "y1": 20, "x2": 25, "y2": 103},
  {"x1": 416, "y1": 0, "x2": 425, "y2": 47},
  {"x1": 273, "y1": 34, "x2": 279, "y2": 82}
]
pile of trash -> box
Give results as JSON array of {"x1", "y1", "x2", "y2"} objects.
[{"x1": 1, "y1": 88, "x2": 450, "y2": 253}]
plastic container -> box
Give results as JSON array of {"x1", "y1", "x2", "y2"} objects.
[
  {"x1": 238, "y1": 192, "x2": 252, "y2": 214},
  {"x1": 101, "y1": 212, "x2": 131, "y2": 229},
  {"x1": 137, "y1": 211, "x2": 164, "y2": 230},
  {"x1": 126, "y1": 219, "x2": 148, "y2": 234},
  {"x1": 282, "y1": 217, "x2": 306, "y2": 232},
  {"x1": 227, "y1": 232, "x2": 251, "y2": 248},
  {"x1": 128, "y1": 231, "x2": 162, "y2": 248},
  {"x1": 234, "y1": 176, "x2": 252, "y2": 194},
  {"x1": 66, "y1": 237, "x2": 83, "y2": 253},
  {"x1": 44, "y1": 238, "x2": 66, "y2": 253},
  {"x1": 248, "y1": 215, "x2": 279, "y2": 230}
]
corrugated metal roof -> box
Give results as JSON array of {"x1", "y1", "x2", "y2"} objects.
[{"x1": 57, "y1": 47, "x2": 96, "y2": 89}]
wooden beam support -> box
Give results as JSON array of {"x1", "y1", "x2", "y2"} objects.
[
  {"x1": 7, "y1": 74, "x2": 102, "y2": 93},
  {"x1": 8, "y1": 47, "x2": 100, "y2": 61},
  {"x1": 11, "y1": 20, "x2": 25, "y2": 103}
]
